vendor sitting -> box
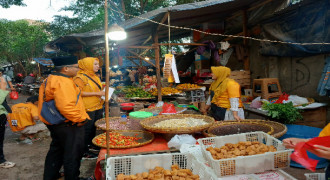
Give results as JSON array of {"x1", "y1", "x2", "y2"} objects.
[
  {"x1": 201, "y1": 66, "x2": 244, "y2": 121},
  {"x1": 7, "y1": 96, "x2": 47, "y2": 143}
]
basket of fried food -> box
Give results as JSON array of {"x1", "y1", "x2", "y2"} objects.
[
  {"x1": 92, "y1": 130, "x2": 154, "y2": 149},
  {"x1": 176, "y1": 83, "x2": 203, "y2": 91},
  {"x1": 140, "y1": 114, "x2": 215, "y2": 134},
  {"x1": 138, "y1": 106, "x2": 187, "y2": 115},
  {"x1": 203, "y1": 119, "x2": 287, "y2": 138}
]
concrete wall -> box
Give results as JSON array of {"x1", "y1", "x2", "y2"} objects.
[{"x1": 248, "y1": 41, "x2": 330, "y2": 121}]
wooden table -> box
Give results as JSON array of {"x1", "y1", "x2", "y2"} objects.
[{"x1": 244, "y1": 103, "x2": 327, "y2": 128}]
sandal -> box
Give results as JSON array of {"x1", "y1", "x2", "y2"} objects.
[{"x1": 0, "y1": 161, "x2": 15, "y2": 168}]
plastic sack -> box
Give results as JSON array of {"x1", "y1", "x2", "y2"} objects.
[
  {"x1": 250, "y1": 97, "x2": 262, "y2": 108},
  {"x1": 156, "y1": 101, "x2": 164, "y2": 107},
  {"x1": 291, "y1": 136, "x2": 330, "y2": 171},
  {"x1": 286, "y1": 95, "x2": 309, "y2": 106},
  {"x1": 160, "y1": 103, "x2": 177, "y2": 115},
  {"x1": 167, "y1": 134, "x2": 197, "y2": 149},
  {"x1": 9, "y1": 91, "x2": 18, "y2": 100}
]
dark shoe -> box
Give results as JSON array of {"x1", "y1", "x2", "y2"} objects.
[
  {"x1": 88, "y1": 145, "x2": 100, "y2": 152},
  {"x1": 82, "y1": 152, "x2": 98, "y2": 159}
]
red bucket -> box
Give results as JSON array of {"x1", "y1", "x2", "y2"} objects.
[{"x1": 120, "y1": 103, "x2": 135, "y2": 111}]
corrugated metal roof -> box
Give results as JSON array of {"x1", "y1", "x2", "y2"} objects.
[{"x1": 46, "y1": 0, "x2": 288, "y2": 53}]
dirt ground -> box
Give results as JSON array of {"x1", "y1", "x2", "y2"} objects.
[
  {"x1": 0, "y1": 94, "x2": 327, "y2": 180},
  {"x1": 0, "y1": 94, "x2": 96, "y2": 180}
]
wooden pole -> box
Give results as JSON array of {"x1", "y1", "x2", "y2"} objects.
[
  {"x1": 104, "y1": 0, "x2": 110, "y2": 158},
  {"x1": 242, "y1": 9, "x2": 250, "y2": 71},
  {"x1": 153, "y1": 33, "x2": 162, "y2": 102}
]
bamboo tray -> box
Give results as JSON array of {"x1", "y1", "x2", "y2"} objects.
[
  {"x1": 92, "y1": 130, "x2": 154, "y2": 149},
  {"x1": 207, "y1": 121, "x2": 274, "y2": 136},
  {"x1": 140, "y1": 114, "x2": 215, "y2": 134},
  {"x1": 138, "y1": 106, "x2": 187, "y2": 115},
  {"x1": 203, "y1": 119, "x2": 287, "y2": 138},
  {"x1": 95, "y1": 117, "x2": 129, "y2": 131}
]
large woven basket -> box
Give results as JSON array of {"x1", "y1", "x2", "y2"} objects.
[
  {"x1": 140, "y1": 114, "x2": 215, "y2": 134},
  {"x1": 92, "y1": 130, "x2": 154, "y2": 149},
  {"x1": 138, "y1": 106, "x2": 187, "y2": 115},
  {"x1": 203, "y1": 119, "x2": 287, "y2": 138},
  {"x1": 207, "y1": 121, "x2": 274, "y2": 137}
]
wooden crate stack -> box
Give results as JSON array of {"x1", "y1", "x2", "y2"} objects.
[{"x1": 230, "y1": 70, "x2": 251, "y2": 88}]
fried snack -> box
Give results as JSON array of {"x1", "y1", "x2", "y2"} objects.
[
  {"x1": 116, "y1": 165, "x2": 200, "y2": 180},
  {"x1": 206, "y1": 141, "x2": 277, "y2": 160}
]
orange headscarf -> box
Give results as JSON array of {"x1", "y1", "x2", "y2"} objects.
[
  {"x1": 77, "y1": 57, "x2": 99, "y2": 78},
  {"x1": 210, "y1": 66, "x2": 233, "y2": 104}
]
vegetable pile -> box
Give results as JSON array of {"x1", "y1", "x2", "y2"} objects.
[
  {"x1": 94, "y1": 132, "x2": 142, "y2": 147},
  {"x1": 121, "y1": 87, "x2": 153, "y2": 98},
  {"x1": 262, "y1": 102, "x2": 303, "y2": 124}
]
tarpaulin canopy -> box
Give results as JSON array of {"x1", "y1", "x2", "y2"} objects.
[
  {"x1": 33, "y1": 58, "x2": 53, "y2": 66},
  {"x1": 260, "y1": 0, "x2": 330, "y2": 57},
  {"x1": 45, "y1": 0, "x2": 288, "y2": 53}
]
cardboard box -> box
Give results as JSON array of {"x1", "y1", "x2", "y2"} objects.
[{"x1": 195, "y1": 60, "x2": 210, "y2": 70}]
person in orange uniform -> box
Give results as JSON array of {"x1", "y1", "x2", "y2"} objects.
[
  {"x1": 201, "y1": 66, "x2": 244, "y2": 121},
  {"x1": 7, "y1": 96, "x2": 46, "y2": 143},
  {"x1": 73, "y1": 57, "x2": 105, "y2": 158},
  {"x1": 283, "y1": 125, "x2": 330, "y2": 179},
  {"x1": 38, "y1": 56, "x2": 90, "y2": 180}
]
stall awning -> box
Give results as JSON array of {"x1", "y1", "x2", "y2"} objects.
[{"x1": 33, "y1": 58, "x2": 53, "y2": 66}]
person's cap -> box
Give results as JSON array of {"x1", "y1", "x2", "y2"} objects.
[{"x1": 51, "y1": 56, "x2": 78, "y2": 66}]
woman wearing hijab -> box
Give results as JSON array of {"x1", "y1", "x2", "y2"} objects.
[
  {"x1": 73, "y1": 57, "x2": 105, "y2": 158},
  {"x1": 201, "y1": 66, "x2": 244, "y2": 121}
]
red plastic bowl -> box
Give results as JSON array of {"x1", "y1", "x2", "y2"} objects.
[{"x1": 120, "y1": 103, "x2": 135, "y2": 111}]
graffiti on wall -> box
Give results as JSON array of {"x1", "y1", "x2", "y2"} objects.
[{"x1": 288, "y1": 58, "x2": 310, "y2": 92}]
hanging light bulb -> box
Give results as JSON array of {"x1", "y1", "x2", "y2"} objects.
[{"x1": 107, "y1": 24, "x2": 127, "y2": 41}]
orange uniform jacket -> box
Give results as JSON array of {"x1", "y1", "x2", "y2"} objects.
[
  {"x1": 38, "y1": 74, "x2": 90, "y2": 125},
  {"x1": 8, "y1": 103, "x2": 38, "y2": 132}
]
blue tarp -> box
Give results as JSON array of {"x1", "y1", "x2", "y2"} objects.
[
  {"x1": 260, "y1": 0, "x2": 330, "y2": 57},
  {"x1": 33, "y1": 58, "x2": 53, "y2": 66}
]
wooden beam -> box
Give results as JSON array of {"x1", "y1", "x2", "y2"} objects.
[
  {"x1": 156, "y1": 12, "x2": 169, "y2": 32},
  {"x1": 119, "y1": 45, "x2": 155, "y2": 49},
  {"x1": 142, "y1": 35, "x2": 152, "y2": 45},
  {"x1": 127, "y1": 49, "x2": 156, "y2": 67},
  {"x1": 75, "y1": 37, "x2": 86, "y2": 46},
  {"x1": 157, "y1": 43, "x2": 207, "y2": 46},
  {"x1": 153, "y1": 32, "x2": 162, "y2": 102}
]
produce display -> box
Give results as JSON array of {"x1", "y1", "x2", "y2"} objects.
[
  {"x1": 176, "y1": 83, "x2": 201, "y2": 90},
  {"x1": 116, "y1": 164, "x2": 200, "y2": 180},
  {"x1": 94, "y1": 132, "x2": 142, "y2": 147},
  {"x1": 97, "y1": 120, "x2": 130, "y2": 130},
  {"x1": 149, "y1": 87, "x2": 183, "y2": 96},
  {"x1": 153, "y1": 118, "x2": 207, "y2": 128},
  {"x1": 206, "y1": 141, "x2": 277, "y2": 160},
  {"x1": 121, "y1": 87, "x2": 154, "y2": 98}
]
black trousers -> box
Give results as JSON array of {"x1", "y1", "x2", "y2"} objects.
[
  {"x1": 85, "y1": 109, "x2": 103, "y2": 153},
  {"x1": 326, "y1": 162, "x2": 330, "y2": 180},
  {"x1": 0, "y1": 114, "x2": 7, "y2": 164},
  {"x1": 43, "y1": 124, "x2": 85, "y2": 180},
  {"x1": 211, "y1": 103, "x2": 227, "y2": 121}
]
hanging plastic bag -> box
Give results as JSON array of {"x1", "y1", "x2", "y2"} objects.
[
  {"x1": 250, "y1": 97, "x2": 262, "y2": 109},
  {"x1": 9, "y1": 91, "x2": 19, "y2": 100}
]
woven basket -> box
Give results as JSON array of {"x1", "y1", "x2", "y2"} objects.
[
  {"x1": 207, "y1": 121, "x2": 274, "y2": 137},
  {"x1": 140, "y1": 114, "x2": 215, "y2": 134},
  {"x1": 138, "y1": 107, "x2": 187, "y2": 115},
  {"x1": 92, "y1": 130, "x2": 154, "y2": 149},
  {"x1": 203, "y1": 119, "x2": 287, "y2": 138}
]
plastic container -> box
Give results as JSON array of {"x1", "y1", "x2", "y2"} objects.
[
  {"x1": 305, "y1": 173, "x2": 326, "y2": 180},
  {"x1": 279, "y1": 124, "x2": 327, "y2": 169},
  {"x1": 129, "y1": 111, "x2": 153, "y2": 130},
  {"x1": 198, "y1": 131, "x2": 292, "y2": 177},
  {"x1": 120, "y1": 114, "x2": 128, "y2": 125},
  {"x1": 106, "y1": 153, "x2": 218, "y2": 180}
]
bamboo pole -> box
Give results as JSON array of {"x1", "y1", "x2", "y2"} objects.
[
  {"x1": 104, "y1": 0, "x2": 110, "y2": 157},
  {"x1": 242, "y1": 9, "x2": 250, "y2": 71}
]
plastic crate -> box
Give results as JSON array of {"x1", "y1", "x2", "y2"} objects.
[
  {"x1": 305, "y1": 173, "x2": 325, "y2": 180},
  {"x1": 197, "y1": 131, "x2": 292, "y2": 177},
  {"x1": 106, "y1": 153, "x2": 217, "y2": 180}
]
